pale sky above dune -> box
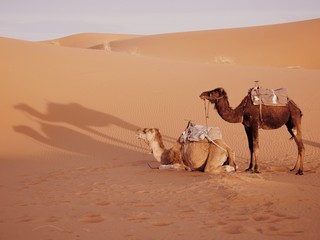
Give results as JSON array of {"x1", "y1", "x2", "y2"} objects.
[{"x1": 1, "y1": 0, "x2": 319, "y2": 41}]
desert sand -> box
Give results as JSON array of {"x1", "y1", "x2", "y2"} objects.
[{"x1": 1, "y1": 19, "x2": 320, "y2": 239}]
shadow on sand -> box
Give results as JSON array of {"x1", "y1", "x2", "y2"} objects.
[
  {"x1": 13, "y1": 102, "x2": 174, "y2": 160},
  {"x1": 303, "y1": 139, "x2": 320, "y2": 149}
]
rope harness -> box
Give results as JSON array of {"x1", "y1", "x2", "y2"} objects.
[
  {"x1": 202, "y1": 100, "x2": 228, "y2": 155},
  {"x1": 204, "y1": 134, "x2": 228, "y2": 154},
  {"x1": 204, "y1": 100, "x2": 210, "y2": 127}
]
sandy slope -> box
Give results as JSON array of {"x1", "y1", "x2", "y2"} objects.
[
  {"x1": 108, "y1": 19, "x2": 320, "y2": 69},
  {"x1": 1, "y1": 19, "x2": 320, "y2": 240}
]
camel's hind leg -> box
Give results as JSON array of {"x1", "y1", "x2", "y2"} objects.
[
  {"x1": 245, "y1": 126, "x2": 260, "y2": 173},
  {"x1": 286, "y1": 116, "x2": 305, "y2": 175},
  {"x1": 204, "y1": 152, "x2": 227, "y2": 173},
  {"x1": 214, "y1": 139, "x2": 237, "y2": 170},
  {"x1": 204, "y1": 140, "x2": 236, "y2": 173}
]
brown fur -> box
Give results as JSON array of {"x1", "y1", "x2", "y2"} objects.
[
  {"x1": 137, "y1": 128, "x2": 236, "y2": 173},
  {"x1": 200, "y1": 87, "x2": 305, "y2": 175}
]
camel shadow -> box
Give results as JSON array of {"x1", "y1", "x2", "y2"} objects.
[
  {"x1": 303, "y1": 139, "x2": 320, "y2": 149},
  {"x1": 14, "y1": 102, "x2": 175, "y2": 144},
  {"x1": 13, "y1": 123, "x2": 141, "y2": 159},
  {"x1": 14, "y1": 102, "x2": 138, "y2": 133},
  {"x1": 13, "y1": 102, "x2": 168, "y2": 160}
]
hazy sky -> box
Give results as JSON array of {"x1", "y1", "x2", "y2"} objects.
[{"x1": 1, "y1": 0, "x2": 319, "y2": 41}]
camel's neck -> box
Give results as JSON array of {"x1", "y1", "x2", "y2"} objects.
[
  {"x1": 148, "y1": 139, "x2": 165, "y2": 163},
  {"x1": 214, "y1": 96, "x2": 247, "y2": 123},
  {"x1": 15, "y1": 104, "x2": 48, "y2": 121}
]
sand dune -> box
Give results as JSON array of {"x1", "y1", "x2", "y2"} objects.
[
  {"x1": 1, "y1": 19, "x2": 320, "y2": 239},
  {"x1": 41, "y1": 33, "x2": 141, "y2": 49},
  {"x1": 108, "y1": 19, "x2": 320, "y2": 69}
]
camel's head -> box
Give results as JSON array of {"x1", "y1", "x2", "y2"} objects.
[
  {"x1": 136, "y1": 128, "x2": 161, "y2": 144},
  {"x1": 199, "y1": 87, "x2": 227, "y2": 103}
]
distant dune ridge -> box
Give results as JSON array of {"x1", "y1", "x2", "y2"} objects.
[
  {"x1": 1, "y1": 19, "x2": 320, "y2": 239},
  {"x1": 42, "y1": 33, "x2": 141, "y2": 48},
  {"x1": 44, "y1": 19, "x2": 320, "y2": 69}
]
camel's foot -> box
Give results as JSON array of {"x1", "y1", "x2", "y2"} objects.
[
  {"x1": 159, "y1": 164, "x2": 174, "y2": 170},
  {"x1": 205, "y1": 165, "x2": 235, "y2": 174},
  {"x1": 231, "y1": 163, "x2": 237, "y2": 172},
  {"x1": 296, "y1": 169, "x2": 304, "y2": 175},
  {"x1": 245, "y1": 167, "x2": 253, "y2": 172},
  {"x1": 225, "y1": 165, "x2": 236, "y2": 173},
  {"x1": 290, "y1": 166, "x2": 303, "y2": 175},
  {"x1": 185, "y1": 166, "x2": 192, "y2": 172},
  {"x1": 159, "y1": 164, "x2": 185, "y2": 171},
  {"x1": 245, "y1": 168, "x2": 260, "y2": 174}
]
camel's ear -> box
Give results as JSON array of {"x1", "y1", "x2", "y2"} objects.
[
  {"x1": 216, "y1": 88, "x2": 226, "y2": 96},
  {"x1": 218, "y1": 88, "x2": 224, "y2": 94},
  {"x1": 153, "y1": 128, "x2": 161, "y2": 138}
]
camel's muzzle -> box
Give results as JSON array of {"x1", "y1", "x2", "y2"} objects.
[
  {"x1": 136, "y1": 129, "x2": 147, "y2": 140},
  {"x1": 199, "y1": 91, "x2": 212, "y2": 100}
]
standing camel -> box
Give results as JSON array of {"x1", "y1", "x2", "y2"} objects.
[{"x1": 200, "y1": 87, "x2": 305, "y2": 175}]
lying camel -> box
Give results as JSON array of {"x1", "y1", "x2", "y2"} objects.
[{"x1": 136, "y1": 127, "x2": 236, "y2": 173}]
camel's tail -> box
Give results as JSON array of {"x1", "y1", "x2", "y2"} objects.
[
  {"x1": 289, "y1": 99, "x2": 303, "y2": 117},
  {"x1": 287, "y1": 99, "x2": 303, "y2": 140}
]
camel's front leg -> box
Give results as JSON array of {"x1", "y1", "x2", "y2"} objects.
[{"x1": 245, "y1": 126, "x2": 254, "y2": 172}]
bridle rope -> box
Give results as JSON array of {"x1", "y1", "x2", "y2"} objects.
[
  {"x1": 202, "y1": 96, "x2": 229, "y2": 154},
  {"x1": 204, "y1": 99, "x2": 210, "y2": 127}
]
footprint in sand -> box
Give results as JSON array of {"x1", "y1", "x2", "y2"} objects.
[
  {"x1": 268, "y1": 211, "x2": 300, "y2": 222},
  {"x1": 151, "y1": 221, "x2": 174, "y2": 227},
  {"x1": 79, "y1": 214, "x2": 104, "y2": 223},
  {"x1": 46, "y1": 216, "x2": 59, "y2": 223},
  {"x1": 221, "y1": 225, "x2": 244, "y2": 234},
  {"x1": 253, "y1": 211, "x2": 302, "y2": 236},
  {"x1": 127, "y1": 212, "x2": 151, "y2": 222},
  {"x1": 252, "y1": 214, "x2": 270, "y2": 221},
  {"x1": 95, "y1": 200, "x2": 111, "y2": 206},
  {"x1": 19, "y1": 217, "x2": 34, "y2": 223},
  {"x1": 228, "y1": 216, "x2": 250, "y2": 222}
]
